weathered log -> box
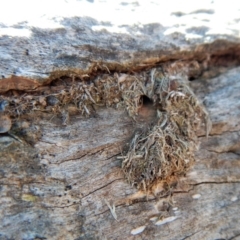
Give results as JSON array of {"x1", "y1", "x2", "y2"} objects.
[{"x1": 1, "y1": 1, "x2": 240, "y2": 239}]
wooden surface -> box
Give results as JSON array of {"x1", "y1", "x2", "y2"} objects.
[
  {"x1": 0, "y1": 67, "x2": 240, "y2": 239},
  {"x1": 1, "y1": 2, "x2": 240, "y2": 239},
  {"x1": 1, "y1": 1, "x2": 240, "y2": 91}
]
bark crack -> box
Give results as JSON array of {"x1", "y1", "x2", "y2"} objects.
[
  {"x1": 180, "y1": 230, "x2": 201, "y2": 240},
  {"x1": 198, "y1": 129, "x2": 240, "y2": 138},
  {"x1": 190, "y1": 181, "x2": 240, "y2": 186},
  {"x1": 51, "y1": 143, "x2": 115, "y2": 165},
  {"x1": 229, "y1": 233, "x2": 240, "y2": 240},
  {"x1": 43, "y1": 201, "x2": 80, "y2": 209},
  {"x1": 81, "y1": 178, "x2": 124, "y2": 199}
]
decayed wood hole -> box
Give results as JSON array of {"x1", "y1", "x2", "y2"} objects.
[{"x1": 0, "y1": 56, "x2": 240, "y2": 239}]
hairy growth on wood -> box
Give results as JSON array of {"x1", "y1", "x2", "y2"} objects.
[
  {"x1": 121, "y1": 69, "x2": 210, "y2": 190},
  {"x1": 0, "y1": 67, "x2": 210, "y2": 191}
]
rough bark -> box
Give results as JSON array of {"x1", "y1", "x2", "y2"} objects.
[
  {"x1": 1, "y1": 1, "x2": 240, "y2": 240},
  {"x1": 1, "y1": 1, "x2": 240, "y2": 92},
  {"x1": 1, "y1": 67, "x2": 240, "y2": 240}
]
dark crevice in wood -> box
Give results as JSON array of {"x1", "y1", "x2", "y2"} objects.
[
  {"x1": 81, "y1": 178, "x2": 124, "y2": 199},
  {"x1": 180, "y1": 230, "x2": 201, "y2": 240},
  {"x1": 229, "y1": 233, "x2": 240, "y2": 240},
  {"x1": 198, "y1": 129, "x2": 240, "y2": 138},
  {"x1": 51, "y1": 153, "x2": 89, "y2": 165},
  {"x1": 190, "y1": 181, "x2": 240, "y2": 186},
  {"x1": 99, "y1": 152, "x2": 122, "y2": 162},
  {"x1": 42, "y1": 201, "x2": 81, "y2": 209}
]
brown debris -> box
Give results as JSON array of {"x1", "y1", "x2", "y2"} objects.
[
  {"x1": 121, "y1": 68, "x2": 210, "y2": 191},
  {"x1": 0, "y1": 67, "x2": 210, "y2": 190}
]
